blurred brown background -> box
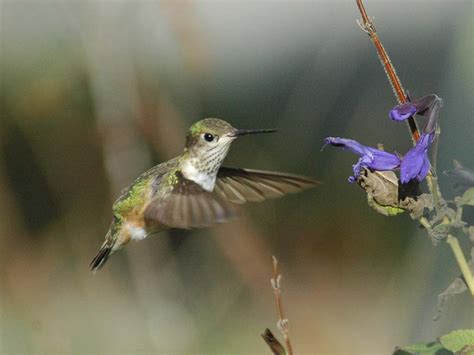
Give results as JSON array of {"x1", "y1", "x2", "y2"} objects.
[{"x1": 0, "y1": 0, "x2": 472, "y2": 354}]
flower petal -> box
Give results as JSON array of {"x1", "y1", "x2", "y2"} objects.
[
  {"x1": 325, "y1": 137, "x2": 401, "y2": 182},
  {"x1": 352, "y1": 156, "x2": 371, "y2": 181},
  {"x1": 389, "y1": 102, "x2": 418, "y2": 121},
  {"x1": 418, "y1": 154, "x2": 431, "y2": 181},
  {"x1": 368, "y1": 151, "x2": 402, "y2": 171},
  {"x1": 324, "y1": 137, "x2": 369, "y2": 156},
  {"x1": 400, "y1": 133, "x2": 433, "y2": 183},
  {"x1": 390, "y1": 94, "x2": 443, "y2": 134}
]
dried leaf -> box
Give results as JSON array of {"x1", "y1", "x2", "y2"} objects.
[
  {"x1": 357, "y1": 169, "x2": 434, "y2": 218},
  {"x1": 358, "y1": 170, "x2": 405, "y2": 216},
  {"x1": 434, "y1": 277, "x2": 467, "y2": 321},
  {"x1": 456, "y1": 344, "x2": 474, "y2": 355},
  {"x1": 403, "y1": 193, "x2": 434, "y2": 220},
  {"x1": 429, "y1": 223, "x2": 452, "y2": 241},
  {"x1": 456, "y1": 187, "x2": 474, "y2": 207},
  {"x1": 261, "y1": 328, "x2": 286, "y2": 355},
  {"x1": 434, "y1": 247, "x2": 474, "y2": 321}
]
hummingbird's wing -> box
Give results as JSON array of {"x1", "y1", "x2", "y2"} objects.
[
  {"x1": 214, "y1": 167, "x2": 319, "y2": 204},
  {"x1": 144, "y1": 171, "x2": 237, "y2": 229}
]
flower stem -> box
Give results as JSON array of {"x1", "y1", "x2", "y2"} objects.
[
  {"x1": 446, "y1": 235, "x2": 474, "y2": 297},
  {"x1": 356, "y1": 0, "x2": 443, "y2": 211},
  {"x1": 355, "y1": 0, "x2": 420, "y2": 143},
  {"x1": 419, "y1": 217, "x2": 432, "y2": 231}
]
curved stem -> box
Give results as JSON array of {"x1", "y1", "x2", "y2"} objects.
[{"x1": 446, "y1": 235, "x2": 474, "y2": 297}]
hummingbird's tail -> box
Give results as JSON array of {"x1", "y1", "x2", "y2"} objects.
[{"x1": 90, "y1": 241, "x2": 113, "y2": 272}]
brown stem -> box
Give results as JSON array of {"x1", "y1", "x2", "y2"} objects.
[
  {"x1": 356, "y1": 0, "x2": 371, "y2": 26},
  {"x1": 356, "y1": 0, "x2": 420, "y2": 143},
  {"x1": 271, "y1": 256, "x2": 293, "y2": 355}
]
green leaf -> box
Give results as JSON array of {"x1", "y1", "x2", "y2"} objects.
[
  {"x1": 439, "y1": 329, "x2": 474, "y2": 353},
  {"x1": 456, "y1": 187, "x2": 474, "y2": 206},
  {"x1": 394, "y1": 341, "x2": 444, "y2": 354}
]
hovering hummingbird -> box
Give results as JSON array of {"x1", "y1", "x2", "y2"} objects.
[{"x1": 91, "y1": 118, "x2": 318, "y2": 272}]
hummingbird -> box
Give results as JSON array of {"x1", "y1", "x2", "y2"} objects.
[{"x1": 91, "y1": 118, "x2": 319, "y2": 272}]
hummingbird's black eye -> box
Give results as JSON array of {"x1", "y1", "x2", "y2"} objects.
[{"x1": 204, "y1": 133, "x2": 215, "y2": 142}]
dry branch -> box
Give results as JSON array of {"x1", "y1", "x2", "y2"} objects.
[{"x1": 262, "y1": 256, "x2": 293, "y2": 355}]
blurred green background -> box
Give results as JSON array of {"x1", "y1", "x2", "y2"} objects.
[{"x1": 0, "y1": 0, "x2": 472, "y2": 353}]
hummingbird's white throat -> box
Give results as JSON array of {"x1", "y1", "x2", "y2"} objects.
[
  {"x1": 181, "y1": 137, "x2": 233, "y2": 191},
  {"x1": 181, "y1": 160, "x2": 217, "y2": 191}
]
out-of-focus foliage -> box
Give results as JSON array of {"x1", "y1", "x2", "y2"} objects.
[
  {"x1": 457, "y1": 188, "x2": 474, "y2": 207},
  {"x1": 395, "y1": 329, "x2": 474, "y2": 354}
]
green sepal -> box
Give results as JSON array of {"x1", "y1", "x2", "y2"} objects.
[{"x1": 367, "y1": 195, "x2": 405, "y2": 216}]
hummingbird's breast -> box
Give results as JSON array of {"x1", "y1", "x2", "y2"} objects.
[
  {"x1": 181, "y1": 158, "x2": 217, "y2": 191},
  {"x1": 180, "y1": 144, "x2": 230, "y2": 191}
]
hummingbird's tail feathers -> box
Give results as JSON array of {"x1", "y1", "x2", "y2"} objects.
[{"x1": 90, "y1": 242, "x2": 113, "y2": 272}]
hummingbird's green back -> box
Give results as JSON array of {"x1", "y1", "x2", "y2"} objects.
[{"x1": 113, "y1": 157, "x2": 180, "y2": 219}]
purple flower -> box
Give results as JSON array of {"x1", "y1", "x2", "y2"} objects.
[
  {"x1": 390, "y1": 102, "x2": 417, "y2": 121},
  {"x1": 389, "y1": 94, "x2": 442, "y2": 134},
  {"x1": 324, "y1": 137, "x2": 401, "y2": 182},
  {"x1": 326, "y1": 94, "x2": 441, "y2": 185},
  {"x1": 400, "y1": 132, "x2": 435, "y2": 183}
]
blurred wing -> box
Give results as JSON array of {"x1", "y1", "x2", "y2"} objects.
[
  {"x1": 214, "y1": 167, "x2": 319, "y2": 204},
  {"x1": 144, "y1": 172, "x2": 237, "y2": 229}
]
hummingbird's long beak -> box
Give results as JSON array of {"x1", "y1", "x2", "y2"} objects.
[{"x1": 231, "y1": 128, "x2": 277, "y2": 137}]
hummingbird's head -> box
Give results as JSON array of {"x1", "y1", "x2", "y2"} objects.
[
  {"x1": 182, "y1": 118, "x2": 276, "y2": 188},
  {"x1": 185, "y1": 118, "x2": 276, "y2": 157},
  {"x1": 185, "y1": 118, "x2": 236, "y2": 151}
]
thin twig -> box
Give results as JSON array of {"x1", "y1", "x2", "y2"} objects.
[
  {"x1": 356, "y1": 0, "x2": 420, "y2": 143},
  {"x1": 271, "y1": 256, "x2": 293, "y2": 355},
  {"x1": 261, "y1": 328, "x2": 286, "y2": 355},
  {"x1": 446, "y1": 235, "x2": 474, "y2": 296}
]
